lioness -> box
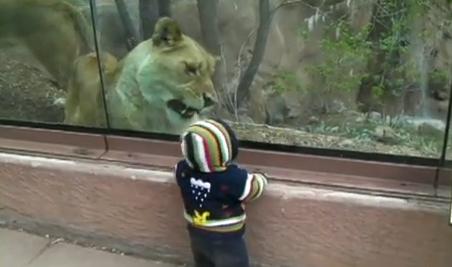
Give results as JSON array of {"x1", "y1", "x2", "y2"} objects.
[
  {"x1": 0, "y1": 0, "x2": 92, "y2": 89},
  {"x1": 0, "y1": 0, "x2": 218, "y2": 134},
  {"x1": 65, "y1": 17, "x2": 218, "y2": 134}
]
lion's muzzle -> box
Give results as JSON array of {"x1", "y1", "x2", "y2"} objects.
[{"x1": 167, "y1": 93, "x2": 216, "y2": 119}]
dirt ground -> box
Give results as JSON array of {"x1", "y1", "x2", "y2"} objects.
[
  {"x1": 230, "y1": 121, "x2": 441, "y2": 158},
  {"x1": 0, "y1": 43, "x2": 65, "y2": 124}
]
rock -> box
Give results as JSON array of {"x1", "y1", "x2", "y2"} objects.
[
  {"x1": 401, "y1": 118, "x2": 446, "y2": 137},
  {"x1": 369, "y1": 111, "x2": 382, "y2": 121},
  {"x1": 436, "y1": 100, "x2": 449, "y2": 114},
  {"x1": 374, "y1": 126, "x2": 399, "y2": 144},
  {"x1": 434, "y1": 89, "x2": 449, "y2": 101},
  {"x1": 351, "y1": 111, "x2": 367, "y2": 123},
  {"x1": 338, "y1": 139, "x2": 354, "y2": 147},
  {"x1": 384, "y1": 115, "x2": 392, "y2": 124},
  {"x1": 329, "y1": 99, "x2": 347, "y2": 114},
  {"x1": 53, "y1": 97, "x2": 66, "y2": 107},
  {"x1": 264, "y1": 93, "x2": 288, "y2": 125},
  {"x1": 282, "y1": 91, "x2": 303, "y2": 119},
  {"x1": 417, "y1": 122, "x2": 445, "y2": 137},
  {"x1": 355, "y1": 116, "x2": 365, "y2": 123},
  {"x1": 308, "y1": 116, "x2": 320, "y2": 124},
  {"x1": 238, "y1": 115, "x2": 254, "y2": 124}
]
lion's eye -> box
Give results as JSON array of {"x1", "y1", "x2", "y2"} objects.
[{"x1": 184, "y1": 62, "x2": 199, "y2": 77}]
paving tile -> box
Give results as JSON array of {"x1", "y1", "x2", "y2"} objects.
[
  {"x1": 29, "y1": 243, "x2": 177, "y2": 267},
  {"x1": 0, "y1": 228, "x2": 49, "y2": 267}
]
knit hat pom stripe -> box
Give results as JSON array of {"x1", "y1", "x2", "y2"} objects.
[
  {"x1": 183, "y1": 132, "x2": 197, "y2": 170},
  {"x1": 195, "y1": 120, "x2": 230, "y2": 164},
  {"x1": 192, "y1": 133, "x2": 211, "y2": 172},
  {"x1": 188, "y1": 125, "x2": 222, "y2": 168},
  {"x1": 201, "y1": 136, "x2": 214, "y2": 172},
  {"x1": 206, "y1": 120, "x2": 232, "y2": 162}
]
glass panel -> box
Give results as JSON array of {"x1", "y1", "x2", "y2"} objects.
[
  {"x1": 0, "y1": 0, "x2": 108, "y2": 128},
  {"x1": 94, "y1": 0, "x2": 452, "y2": 158}
]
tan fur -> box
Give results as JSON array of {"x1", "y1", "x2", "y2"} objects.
[
  {"x1": 64, "y1": 52, "x2": 119, "y2": 127},
  {"x1": 65, "y1": 17, "x2": 217, "y2": 133}
]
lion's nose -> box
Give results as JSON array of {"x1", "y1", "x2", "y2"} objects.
[{"x1": 203, "y1": 93, "x2": 217, "y2": 108}]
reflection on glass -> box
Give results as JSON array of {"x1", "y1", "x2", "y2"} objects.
[
  {"x1": 0, "y1": 0, "x2": 106, "y2": 127},
  {"x1": 1, "y1": 0, "x2": 451, "y2": 158}
]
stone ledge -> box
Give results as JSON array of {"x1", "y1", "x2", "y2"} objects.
[{"x1": 1, "y1": 152, "x2": 452, "y2": 267}]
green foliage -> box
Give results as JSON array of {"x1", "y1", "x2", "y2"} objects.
[
  {"x1": 372, "y1": 85, "x2": 385, "y2": 98},
  {"x1": 271, "y1": 70, "x2": 305, "y2": 93},
  {"x1": 303, "y1": 21, "x2": 372, "y2": 97},
  {"x1": 298, "y1": 0, "x2": 450, "y2": 109},
  {"x1": 298, "y1": 24, "x2": 310, "y2": 40},
  {"x1": 430, "y1": 69, "x2": 450, "y2": 84}
]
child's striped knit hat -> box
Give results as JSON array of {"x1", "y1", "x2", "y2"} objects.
[{"x1": 181, "y1": 119, "x2": 238, "y2": 173}]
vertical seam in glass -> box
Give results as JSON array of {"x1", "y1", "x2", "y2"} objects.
[
  {"x1": 88, "y1": 0, "x2": 112, "y2": 135},
  {"x1": 437, "y1": 66, "x2": 452, "y2": 188}
]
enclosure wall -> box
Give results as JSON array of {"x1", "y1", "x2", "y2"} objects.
[{"x1": 1, "y1": 152, "x2": 451, "y2": 267}]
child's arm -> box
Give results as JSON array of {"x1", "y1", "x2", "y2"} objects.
[{"x1": 238, "y1": 172, "x2": 268, "y2": 203}]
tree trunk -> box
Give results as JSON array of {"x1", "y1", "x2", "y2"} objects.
[
  {"x1": 158, "y1": 0, "x2": 171, "y2": 17},
  {"x1": 139, "y1": 0, "x2": 159, "y2": 40},
  {"x1": 356, "y1": 0, "x2": 386, "y2": 112},
  {"x1": 236, "y1": 0, "x2": 273, "y2": 106},
  {"x1": 196, "y1": 0, "x2": 221, "y2": 55},
  {"x1": 196, "y1": 0, "x2": 226, "y2": 107},
  {"x1": 139, "y1": 0, "x2": 171, "y2": 40},
  {"x1": 114, "y1": 0, "x2": 139, "y2": 50}
]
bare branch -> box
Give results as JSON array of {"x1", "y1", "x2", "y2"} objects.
[
  {"x1": 197, "y1": 0, "x2": 221, "y2": 55},
  {"x1": 157, "y1": 0, "x2": 171, "y2": 17},
  {"x1": 273, "y1": 0, "x2": 347, "y2": 13},
  {"x1": 139, "y1": 0, "x2": 172, "y2": 40},
  {"x1": 114, "y1": 0, "x2": 139, "y2": 50},
  {"x1": 236, "y1": 0, "x2": 273, "y2": 106},
  {"x1": 272, "y1": 0, "x2": 312, "y2": 14},
  {"x1": 196, "y1": 0, "x2": 228, "y2": 112},
  {"x1": 139, "y1": 0, "x2": 159, "y2": 40}
]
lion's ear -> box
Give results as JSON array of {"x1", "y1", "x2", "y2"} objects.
[{"x1": 152, "y1": 17, "x2": 183, "y2": 47}]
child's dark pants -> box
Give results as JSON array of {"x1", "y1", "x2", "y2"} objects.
[{"x1": 188, "y1": 227, "x2": 250, "y2": 267}]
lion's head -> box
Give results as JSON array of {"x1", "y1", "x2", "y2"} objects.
[{"x1": 122, "y1": 17, "x2": 218, "y2": 133}]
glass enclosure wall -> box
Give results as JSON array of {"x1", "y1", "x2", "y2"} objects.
[{"x1": 1, "y1": 0, "x2": 452, "y2": 160}]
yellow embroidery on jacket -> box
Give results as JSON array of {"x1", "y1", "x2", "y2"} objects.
[{"x1": 193, "y1": 210, "x2": 210, "y2": 226}]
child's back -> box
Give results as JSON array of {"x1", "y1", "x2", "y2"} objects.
[{"x1": 174, "y1": 119, "x2": 267, "y2": 267}]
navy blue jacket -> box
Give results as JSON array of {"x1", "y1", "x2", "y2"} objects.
[{"x1": 175, "y1": 160, "x2": 267, "y2": 234}]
